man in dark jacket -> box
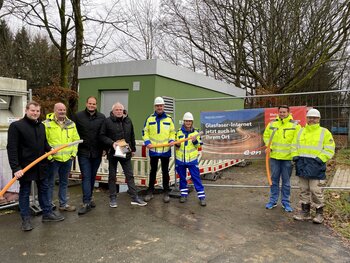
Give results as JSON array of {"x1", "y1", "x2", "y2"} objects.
[
  {"x1": 7, "y1": 101, "x2": 64, "y2": 231},
  {"x1": 74, "y1": 96, "x2": 106, "y2": 215},
  {"x1": 100, "y1": 102, "x2": 147, "y2": 208}
]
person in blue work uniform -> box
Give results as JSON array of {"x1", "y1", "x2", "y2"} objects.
[
  {"x1": 175, "y1": 112, "x2": 206, "y2": 206},
  {"x1": 142, "y1": 97, "x2": 176, "y2": 203}
]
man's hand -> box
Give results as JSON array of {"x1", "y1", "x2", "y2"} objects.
[
  {"x1": 168, "y1": 141, "x2": 175, "y2": 147},
  {"x1": 146, "y1": 144, "x2": 153, "y2": 149},
  {"x1": 14, "y1": 170, "x2": 24, "y2": 179},
  {"x1": 265, "y1": 148, "x2": 271, "y2": 154},
  {"x1": 191, "y1": 136, "x2": 197, "y2": 142}
]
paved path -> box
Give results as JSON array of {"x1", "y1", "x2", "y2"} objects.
[
  {"x1": 0, "y1": 184, "x2": 349, "y2": 263},
  {"x1": 331, "y1": 168, "x2": 350, "y2": 189}
]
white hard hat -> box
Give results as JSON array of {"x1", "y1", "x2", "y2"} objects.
[
  {"x1": 183, "y1": 112, "x2": 194, "y2": 121},
  {"x1": 154, "y1": 97, "x2": 164, "y2": 105},
  {"x1": 306, "y1": 108, "x2": 321, "y2": 118}
]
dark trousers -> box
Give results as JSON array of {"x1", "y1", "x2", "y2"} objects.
[
  {"x1": 19, "y1": 177, "x2": 52, "y2": 219},
  {"x1": 148, "y1": 156, "x2": 170, "y2": 192},
  {"x1": 108, "y1": 155, "x2": 137, "y2": 199},
  {"x1": 78, "y1": 155, "x2": 102, "y2": 204}
]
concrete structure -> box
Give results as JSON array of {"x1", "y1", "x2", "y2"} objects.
[
  {"x1": 78, "y1": 59, "x2": 245, "y2": 139},
  {"x1": 0, "y1": 77, "x2": 27, "y2": 193}
]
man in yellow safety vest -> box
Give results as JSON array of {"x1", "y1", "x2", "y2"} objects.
[
  {"x1": 263, "y1": 105, "x2": 300, "y2": 212},
  {"x1": 44, "y1": 102, "x2": 80, "y2": 212},
  {"x1": 291, "y1": 108, "x2": 335, "y2": 224},
  {"x1": 142, "y1": 97, "x2": 175, "y2": 203}
]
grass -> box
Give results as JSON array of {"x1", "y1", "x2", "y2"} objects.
[
  {"x1": 323, "y1": 148, "x2": 350, "y2": 240},
  {"x1": 324, "y1": 191, "x2": 350, "y2": 240}
]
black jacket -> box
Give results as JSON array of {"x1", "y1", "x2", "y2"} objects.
[
  {"x1": 100, "y1": 112, "x2": 136, "y2": 158},
  {"x1": 7, "y1": 115, "x2": 51, "y2": 181},
  {"x1": 74, "y1": 109, "x2": 106, "y2": 158}
]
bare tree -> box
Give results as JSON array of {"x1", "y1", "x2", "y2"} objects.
[
  {"x1": 161, "y1": 0, "x2": 350, "y2": 94},
  {"x1": 112, "y1": 0, "x2": 162, "y2": 60},
  {"x1": 1, "y1": 0, "x2": 127, "y2": 91}
]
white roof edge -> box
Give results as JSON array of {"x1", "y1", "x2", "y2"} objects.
[{"x1": 78, "y1": 59, "x2": 245, "y2": 97}]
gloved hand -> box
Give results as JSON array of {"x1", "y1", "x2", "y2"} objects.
[{"x1": 292, "y1": 156, "x2": 299, "y2": 162}]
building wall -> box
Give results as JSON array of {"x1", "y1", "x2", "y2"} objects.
[
  {"x1": 78, "y1": 75, "x2": 244, "y2": 139},
  {"x1": 78, "y1": 75, "x2": 157, "y2": 138}
]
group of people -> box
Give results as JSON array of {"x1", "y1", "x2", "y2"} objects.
[
  {"x1": 7, "y1": 96, "x2": 206, "y2": 231},
  {"x1": 7, "y1": 98, "x2": 335, "y2": 232},
  {"x1": 263, "y1": 105, "x2": 335, "y2": 224}
]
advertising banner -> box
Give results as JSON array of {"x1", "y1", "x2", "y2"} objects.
[{"x1": 200, "y1": 106, "x2": 307, "y2": 160}]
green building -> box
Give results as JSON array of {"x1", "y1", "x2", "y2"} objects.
[{"x1": 78, "y1": 59, "x2": 245, "y2": 139}]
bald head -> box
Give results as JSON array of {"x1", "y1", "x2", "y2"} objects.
[{"x1": 54, "y1": 102, "x2": 67, "y2": 121}]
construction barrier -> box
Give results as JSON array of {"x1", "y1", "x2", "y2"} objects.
[{"x1": 69, "y1": 140, "x2": 244, "y2": 187}]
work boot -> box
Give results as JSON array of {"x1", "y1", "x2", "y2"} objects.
[
  {"x1": 199, "y1": 198, "x2": 207, "y2": 207},
  {"x1": 109, "y1": 196, "x2": 118, "y2": 208},
  {"x1": 179, "y1": 196, "x2": 187, "y2": 203},
  {"x1": 78, "y1": 203, "x2": 92, "y2": 215},
  {"x1": 144, "y1": 193, "x2": 153, "y2": 202},
  {"x1": 313, "y1": 207, "x2": 324, "y2": 224},
  {"x1": 21, "y1": 217, "x2": 33, "y2": 231},
  {"x1": 42, "y1": 213, "x2": 65, "y2": 222},
  {"x1": 163, "y1": 193, "x2": 170, "y2": 203},
  {"x1": 293, "y1": 203, "x2": 312, "y2": 221}
]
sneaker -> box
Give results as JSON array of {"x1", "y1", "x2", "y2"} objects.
[
  {"x1": 131, "y1": 197, "x2": 147, "y2": 207},
  {"x1": 265, "y1": 202, "x2": 277, "y2": 209},
  {"x1": 163, "y1": 193, "x2": 170, "y2": 203},
  {"x1": 144, "y1": 193, "x2": 153, "y2": 202},
  {"x1": 90, "y1": 200, "x2": 96, "y2": 208},
  {"x1": 109, "y1": 197, "x2": 118, "y2": 208},
  {"x1": 21, "y1": 218, "x2": 33, "y2": 231},
  {"x1": 59, "y1": 204, "x2": 76, "y2": 212},
  {"x1": 282, "y1": 203, "x2": 293, "y2": 212},
  {"x1": 42, "y1": 213, "x2": 65, "y2": 222},
  {"x1": 78, "y1": 203, "x2": 92, "y2": 215},
  {"x1": 179, "y1": 196, "x2": 187, "y2": 203},
  {"x1": 199, "y1": 199, "x2": 207, "y2": 206}
]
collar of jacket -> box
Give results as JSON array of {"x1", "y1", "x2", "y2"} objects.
[
  {"x1": 24, "y1": 114, "x2": 40, "y2": 126},
  {"x1": 181, "y1": 125, "x2": 194, "y2": 135},
  {"x1": 84, "y1": 108, "x2": 98, "y2": 118},
  {"x1": 46, "y1": 112, "x2": 73, "y2": 126},
  {"x1": 305, "y1": 123, "x2": 320, "y2": 131},
  {"x1": 275, "y1": 114, "x2": 293, "y2": 124},
  {"x1": 109, "y1": 111, "x2": 125, "y2": 122},
  {"x1": 153, "y1": 111, "x2": 167, "y2": 120}
]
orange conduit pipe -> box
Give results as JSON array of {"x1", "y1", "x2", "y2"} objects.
[
  {"x1": 0, "y1": 140, "x2": 83, "y2": 197},
  {"x1": 265, "y1": 129, "x2": 277, "y2": 186},
  {"x1": 150, "y1": 132, "x2": 203, "y2": 148}
]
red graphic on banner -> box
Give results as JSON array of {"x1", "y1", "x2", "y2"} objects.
[{"x1": 264, "y1": 106, "x2": 307, "y2": 127}]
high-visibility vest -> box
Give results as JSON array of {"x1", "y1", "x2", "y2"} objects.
[
  {"x1": 291, "y1": 123, "x2": 335, "y2": 162},
  {"x1": 175, "y1": 126, "x2": 202, "y2": 165},
  {"x1": 263, "y1": 114, "x2": 300, "y2": 160},
  {"x1": 142, "y1": 112, "x2": 175, "y2": 157},
  {"x1": 43, "y1": 113, "x2": 80, "y2": 162}
]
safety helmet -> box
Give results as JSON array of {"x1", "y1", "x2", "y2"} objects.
[
  {"x1": 183, "y1": 112, "x2": 194, "y2": 121},
  {"x1": 154, "y1": 97, "x2": 165, "y2": 105},
  {"x1": 306, "y1": 108, "x2": 321, "y2": 118}
]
